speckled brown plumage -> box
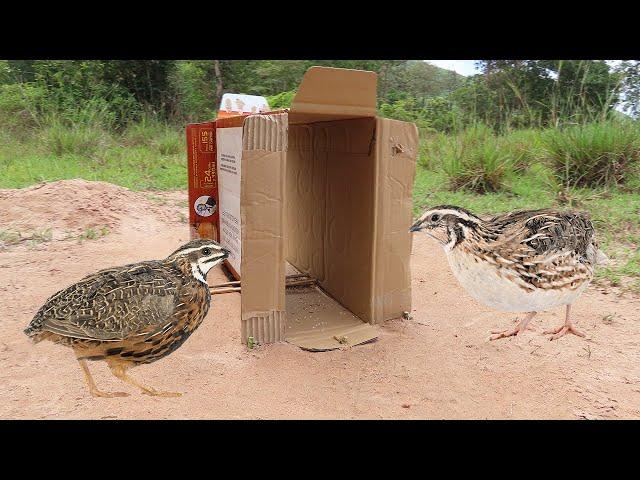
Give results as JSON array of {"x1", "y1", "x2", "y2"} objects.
[
  {"x1": 24, "y1": 239, "x2": 229, "y2": 397},
  {"x1": 458, "y1": 209, "x2": 601, "y2": 293},
  {"x1": 410, "y1": 205, "x2": 608, "y2": 341}
]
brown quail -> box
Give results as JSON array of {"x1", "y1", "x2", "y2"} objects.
[{"x1": 24, "y1": 239, "x2": 229, "y2": 397}]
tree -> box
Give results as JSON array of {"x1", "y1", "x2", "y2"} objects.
[
  {"x1": 474, "y1": 60, "x2": 621, "y2": 128},
  {"x1": 617, "y1": 60, "x2": 640, "y2": 117}
]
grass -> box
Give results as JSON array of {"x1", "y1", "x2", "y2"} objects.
[
  {"x1": 77, "y1": 226, "x2": 110, "y2": 242},
  {"x1": 2, "y1": 117, "x2": 639, "y2": 291},
  {"x1": 1, "y1": 226, "x2": 110, "y2": 250},
  {"x1": 541, "y1": 120, "x2": 640, "y2": 188},
  {"x1": 0, "y1": 120, "x2": 186, "y2": 190},
  {"x1": 0, "y1": 229, "x2": 22, "y2": 247},
  {"x1": 0, "y1": 227, "x2": 53, "y2": 249},
  {"x1": 26, "y1": 228, "x2": 53, "y2": 248},
  {"x1": 427, "y1": 124, "x2": 514, "y2": 193},
  {"x1": 414, "y1": 163, "x2": 640, "y2": 293},
  {"x1": 424, "y1": 120, "x2": 640, "y2": 193}
]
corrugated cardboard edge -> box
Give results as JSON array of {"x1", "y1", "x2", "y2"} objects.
[
  {"x1": 242, "y1": 311, "x2": 286, "y2": 344},
  {"x1": 240, "y1": 113, "x2": 288, "y2": 344},
  {"x1": 370, "y1": 117, "x2": 418, "y2": 323}
]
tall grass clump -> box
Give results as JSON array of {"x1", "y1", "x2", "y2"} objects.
[
  {"x1": 34, "y1": 97, "x2": 124, "y2": 156},
  {"x1": 439, "y1": 124, "x2": 513, "y2": 193},
  {"x1": 417, "y1": 131, "x2": 447, "y2": 169},
  {"x1": 499, "y1": 129, "x2": 544, "y2": 172},
  {"x1": 122, "y1": 116, "x2": 183, "y2": 155},
  {"x1": 41, "y1": 119, "x2": 112, "y2": 156},
  {"x1": 541, "y1": 120, "x2": 640, "y2": 188}
]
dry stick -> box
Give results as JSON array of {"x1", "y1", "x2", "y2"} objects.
[
  {"x1": 209, "y1": 274, "x2": 313, "y2": 289},
  {"x1": 211, "y1": 287, "x2": 242, "y2": 295},
  {"x1": 285, "y1": 273, "x2": 310, "y2": 280},
  {"x1": 210, "y1": 280, "x2": 241, "y2": 288},
  {"x1": 210, "y1": 276, "x2": 316, "y2": 295},
  {"x1": 285, "y1": 279, "x2": 317, "y2": 287}
]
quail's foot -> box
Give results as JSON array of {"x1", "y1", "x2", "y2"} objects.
[
  {"x1": 89, "y1": 388, "x2": 130, "y2": 398},
  {"x1": 108, "y1": 363, "x2": 182, "y2": 397},
  {"x1": 490, "y1": 325, "x2": 534, "y2": 341},
  {"x1": 544, "y1": 305, "x2": 586, "y2": 341},
  {"x1": 141, "y1": 387, "x2": 182, "y2": 397},
  {"x1": 544, "y1": 323, "x2": 586, "y2": 340},
  {"x1": 490, "y1": 312, "x2": 537, "y2": 341}
]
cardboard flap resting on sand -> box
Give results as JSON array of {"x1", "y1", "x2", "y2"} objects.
[{"x1": 285, "y1": 287, "x2": 378, "y2": 351}]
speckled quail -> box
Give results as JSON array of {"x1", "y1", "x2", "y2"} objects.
[
  {"x1": 410, "y1": 206, "x2": 608, "y2": 341},
  {"x1": 24, "y1": 239, "x2": 229, "y2": 397}
]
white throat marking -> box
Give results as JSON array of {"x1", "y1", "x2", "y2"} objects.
[{"x1": 191, "y1": 262, "x2": 207, "y2": 284}]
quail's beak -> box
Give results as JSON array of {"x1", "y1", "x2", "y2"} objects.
[
  {"x1": 409, "y1": 220, "x2": 423, "y2": 233},
  {"x1": 221, "y1": 248, "x2": 230, "y2": 259}
]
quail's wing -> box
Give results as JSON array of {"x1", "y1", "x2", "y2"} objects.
[
  {"x1": 35, "y1": 261, "x2": 183, "y2": 341},
  {"x1": 489, "y1": 209, "x2": 595, "y2": 258},
  {"x1": 484, "y1": 210, "x2": 597, "y2": 290}
]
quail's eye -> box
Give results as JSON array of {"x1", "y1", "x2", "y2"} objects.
[
  {"x1": 202, "y1": 248, "x2": 211, "y2": 256},
  {"x1": 431, "y1": 214, "x2": 440, "y2": 222}
]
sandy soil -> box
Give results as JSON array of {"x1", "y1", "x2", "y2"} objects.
[{"x1": 1, "y1": 180, "x2": 639, "y2": 419}]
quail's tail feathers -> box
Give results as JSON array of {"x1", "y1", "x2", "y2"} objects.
[{"x1": 24, "y1": 324, "x2": 44, "y2": 343}]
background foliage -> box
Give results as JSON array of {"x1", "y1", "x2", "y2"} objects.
[
  {"x1": 1, "y1": 59, "x2": 639, "y2": 289},
  {"x1": 1, "y1": 59, "x2": 637, "y2": 129}
]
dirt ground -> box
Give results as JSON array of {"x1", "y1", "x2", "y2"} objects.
[{"x1": 1, "y1": 180, "x2": 639, "y2": 419}]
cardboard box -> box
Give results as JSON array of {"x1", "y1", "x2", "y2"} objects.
[
  {"x1": 186, "y1": 95, "x2": 271, "y2": 247},
  {"x1": 205, "y1": 66, "x2": 418, "y2": 350},
  {"x1": 186, "y1": 121, "x2": 219, "y2": 241}
]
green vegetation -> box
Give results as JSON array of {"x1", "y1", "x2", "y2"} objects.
[
  {"x1": 0, "y1": 227, "x2": 53, "y2": 249},
  {"x1": 421, "y1": 119, "x2": 640, "y2": 193},
  {"x1": 0, "y1": 229, "x2": 22, "y2": 247},
  {"x1": 77, "y1": 226, "x2": 110, "y2": 242},
  {"x1": 541, "y1": 121, "x2": 640, "y2": 188},
  {"x1": 0, "y1": 59, "x2": 639, "y2": 290},
  {"x1": 0, "y1": 119, "x2": 186, "y2": 190},
  {"x1": 414, "y1": 149, "x2": 640, "y2": 292}
]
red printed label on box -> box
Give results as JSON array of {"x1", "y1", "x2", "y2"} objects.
[{"x1": 187, "y1": 122, "x2": 219, "y2": 241}]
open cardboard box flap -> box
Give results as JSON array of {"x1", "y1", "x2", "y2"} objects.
[
  {"x1": 214, "y1": 66, "x2": 418, "y2": 351},
  {"x1": 289, "y1": 66, "x2": 378, "y2": 123}
]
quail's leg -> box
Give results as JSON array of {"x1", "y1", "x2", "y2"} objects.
[
  {"x1": 76, "y1": 358, "x2": 129, "y2": 398},
  {"x1": 544, "y1": 304, "x2": 586, "y2": 340},
  {"x1": 490, "y1": 312, "x2": 537, "y2": 341},
  {"x1": 108, "y1": 361, "x2": 182, "y2": 397}
]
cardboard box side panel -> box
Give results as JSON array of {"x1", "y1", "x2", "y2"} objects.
[
  {"x1": 215, "y1": 114, "x2": 251, "y2": 278},
  {"x1": 320, "y1": 118, "x2": 377, "y2": 321},
  {"x1": 240, "y1": 114, "x2": 287, "y2": 343},
  {"x1": 241, "y1": 311, "x2": 286, "y2": 344},
  {"x1": 285, "y1": 125, "x2": 326, "y2": 281},
  {"x1": 371, "y1": 117, "x2": 418, "y2": 323}
]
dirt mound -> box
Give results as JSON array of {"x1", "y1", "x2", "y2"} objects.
[{"x1": 0, "y1": 179, "x2": 182, "y2": 241}]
